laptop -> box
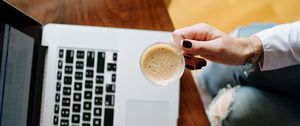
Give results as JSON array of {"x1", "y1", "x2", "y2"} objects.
[{"x1": 0, "y1": 1, "x2": 179, "y2": 126}]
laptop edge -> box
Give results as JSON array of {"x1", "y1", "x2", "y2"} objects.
[{"x1": 0, "y1": 1, "x2": 45, "y2": 126}]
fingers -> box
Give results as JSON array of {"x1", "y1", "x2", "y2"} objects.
[
  {"x1": 173, "y1": 23, "x2": 237, "y2": 67},
  {"x1": 194, "y1": 58, "x2": 207, "y2": 69},
  {"x1": 173, "y1": 23, "x2": 208, "y2": 47},
  {"x1": 184, "y1": 56, "x2": 207, "y2": 70},
  {"x1": 181, "y1": 39, "x2": 219, "y2": 56},
  {"x1": 172, "y1": 23, "x2": 223, "y2": 47}
]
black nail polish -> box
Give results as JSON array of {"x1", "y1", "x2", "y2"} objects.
[
  {"x1": 184, "y1": 56, "x2": 192, "y2": 60},
  {"x1": 199, "y1": 60, "x2": 207, "y2": 66},
  {"x1": 185, "y1": 65, "x2": 194, "y2": 70},
  {"x1": 195, "y1": 60, "x2": 207, "y2": 69},
  {"x1": 183, "y1": 40, "x2": 192, "y2": 48},
  {"x1": 195, "y1": 63, "x2": 203, "y2": 69}
]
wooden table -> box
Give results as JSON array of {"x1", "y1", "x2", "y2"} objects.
[{"x1": 7, "y1": 0, "x2": 210, "y2": 125}]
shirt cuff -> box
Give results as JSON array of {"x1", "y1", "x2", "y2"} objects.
[
  {"x1": 254, "y1": 23, "x2": 300, "y2": 71},
  {"x1": 253, "y1": 31, "x2": 272, "y2": 71}
]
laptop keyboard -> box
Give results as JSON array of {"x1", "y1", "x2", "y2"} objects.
[{"x1": 53, "y1": 48, "x2": 117, "y2": 126}]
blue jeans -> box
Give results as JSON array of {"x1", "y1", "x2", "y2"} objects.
[
  {"x1": 199, "y1": 63, "x2": 300, "y2": 126},
  {"x1": 198, "y1": 24, "x2": 300, "y2": 126}
]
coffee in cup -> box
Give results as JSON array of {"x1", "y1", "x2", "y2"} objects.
[{"x1": 140, "y1": 42, "x2": 185, "y2": 86}]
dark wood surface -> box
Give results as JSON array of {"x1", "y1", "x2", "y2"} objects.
[{"x1": 6, "y1": 0, "x2": 210, "y2": 125}]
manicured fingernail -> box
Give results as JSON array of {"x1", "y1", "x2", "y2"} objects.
[
  {"x1": 199, "y1": 60, "x2": 207, "y2": 66},
  {"x1": 184, "y1": 56, "x2": 192, "y2": 60},
  {"x1": 195, "y1": 60, "x2": 207, "y2": 69},
  {"x1": 185, "y1": 65, "x2": 194, "y2": 70},
  {"x1": 183, "y1": 40, "x2": 192, "y2": 48},
  {"x1": 195, "y1": 65, "x2": 202, "y2": 69},
  {"x1": 195, "y1": 63, "x2": 203, "y2": 69}
]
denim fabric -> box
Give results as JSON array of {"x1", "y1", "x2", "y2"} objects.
[
  {"x1": 223, "y1": 86, "x2": 300, "y2": 126},
  {"x1": 200, "y1": 63, "x2": 300, "y2": 126},
  {"x1": 198, "y1": 23, "x2": 300, "y2": 126},
  {"x1": 199, "y1": 63, "x2": 300, "y2": 126}
]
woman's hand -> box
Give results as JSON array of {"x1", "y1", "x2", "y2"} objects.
[{"x1": 172, "y1": 23, "x2": 262, "y2": 70}]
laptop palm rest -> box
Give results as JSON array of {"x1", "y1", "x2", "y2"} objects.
[{"x1": 125, "y1": 100, "x2": 170, "y2": 126}]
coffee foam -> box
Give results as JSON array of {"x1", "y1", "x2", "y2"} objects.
[{"x1": 141, "y1": 43, "x2": 183, "y2": 85}]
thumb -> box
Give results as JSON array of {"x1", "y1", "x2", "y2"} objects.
[{"x1": 182, "y1": 39, "x2": 218, "y2": 55}]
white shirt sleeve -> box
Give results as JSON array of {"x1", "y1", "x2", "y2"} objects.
[{"x1": 254, "y1": 21, "x2": 300, "y2": 71}]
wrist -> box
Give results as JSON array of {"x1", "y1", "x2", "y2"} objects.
[
  {"x1": 234, "y1": 38, "x2": 253, "y2": 64},
  {"x1": 246, "y1": 36, "x2": 263, "y2": 64}
]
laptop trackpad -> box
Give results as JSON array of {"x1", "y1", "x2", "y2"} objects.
[{"x1": 126, "y1": 100, "x2": 170, "y2": 126}]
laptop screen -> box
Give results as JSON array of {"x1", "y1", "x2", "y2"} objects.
[
  {"x1": 0, "y1": 23, "x2": 35, "y2": 125},
  {"x1": 0, "y1": 1, "x2": 44, "y2": 126}
]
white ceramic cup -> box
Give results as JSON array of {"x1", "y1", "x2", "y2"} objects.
[{"x1": 140, "y1": 42, "x2": 185, "y2": 86}]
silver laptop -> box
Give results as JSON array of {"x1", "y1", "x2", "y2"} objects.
[{"x1": 0, "y1": 1, "x2": 179, "y2": 126}]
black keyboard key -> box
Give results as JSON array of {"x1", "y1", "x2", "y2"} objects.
[
  {"x1": 77, "y1": 50, "x2": 85, "y2": 59},
  {"x1": 61, "y1": 108, "x2": 70, "y2": 117},
  {"x1": 85, "y1": 80, "x2": 93, "y2": 89},
  {"x1": 112, "y1": 74, "x2": 116, "y2": 82},
  {"x1": 65, "y1": 66, "x2": 73, "y2": 74},
  {"x1": 62, "y1": 97, "x2": 71, "y2": 106},
  {"x1": 56, "y1": 82, "x2": 61, "y2": 91},
  {"x1": 74, "y1": 82, "x2": 82, "y2": 91},
  {"x1": 84, "y1": 91, "x2": 92, "y2": 99},
  {"x1": 113, "y1": 53, "x2": 117, "y2": 61},
  {"x1": 95, "y1": 86, "x2": 103, "y2": 95},
  {"x1": 60, "y1": 119, "x2": 69, "y2": 126},
  {"x1": 58, "y1": 60, "x2": 63, "y2": 69},
  {"x1": 82, "y1": 123, "x2": 90, "y2": 126},
  {"x1": 57, "y1": 71, "x2": 62, "y2": 80},
  {"x1": 86, "y1": 70, "x2": 94, "y2": 78},
  {"x1": 94, "y1": 108, "x2": 102, "y2": 116},
  {"x1": 66, "y1": 50, "x2": 74, "y2": 63},
  {"x1": 55, "y1": 93, "x2": 60, "y2": 102},
  {"x1": 53, "y1": 115, "x2": 58, "y2": 125},
  {"x1": 95, "y1": 97, "x2": 103, "y2": 105},
  {"x1": 87, "y1": 51, "x2": 95, "y2": 67},
  {"x1": 59, "y1": 49, "x2": 64, "y2": 58},
  {"x1": 54, "y1": 104, "x2": 59, "y2": 114},
  {"x1": 76, "y1": 61, "x2": 84, "y2": 69},
  {"x1": 105, "y1": 95, "x2": 115, "y2": 106},
  {"x1": 94, "y1": 119, "x2": 101, "y2": 126},
  {"x1": 84, "y1": 101, "x2": 92, "y2": 110},
  {"x1": 73, "y1": 104, "x2": 81, "y2": 113},
  {"x1": 72, "y1": 114, "x2": 80, "y2": 123},
  {"x1": 97, "y1": 52, "x2": 105, "y2": 73},
  {"x1": 96, "y1": 76, "x2": 104, "y2": 84},
  {"x1": 63, "y1": 87, "x2": 71, "y2": 96},
  {"x1": 106, "y1": 84, "x2": 115, "y2": 93},
  {"x1": 83, "y1": 112, "x2": 91, "y2": 121},
  {"x1": 107, "y1": 63, "x2": 117, "y2": 71},
  {"x1": 64, "y1": 76, "x2": 72, "y2": 85},
  {"x1": 75, "y1": 72, "x2": 83, "y2": 80},
  {"x1": 104, "y1": 108, "x2": 114, "y2": 126},
  {"x1": 73, "y1": 93, "x2": 81, "y2": 102}
]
